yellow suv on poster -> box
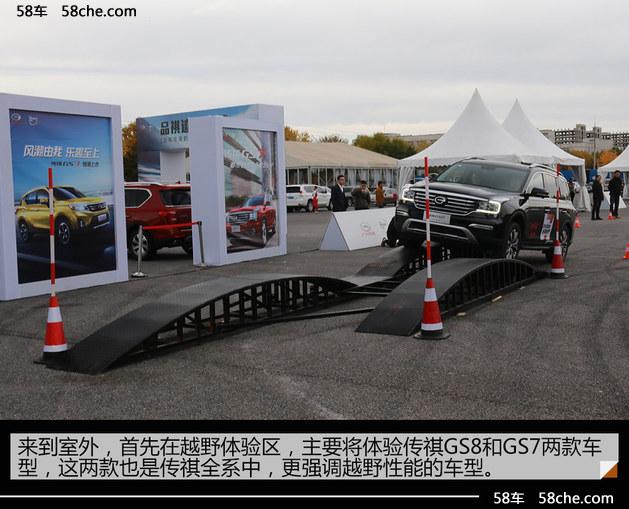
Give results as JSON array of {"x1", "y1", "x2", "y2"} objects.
[{"x1": 15, "y1": 186, "x2": 110, "y2": 246}]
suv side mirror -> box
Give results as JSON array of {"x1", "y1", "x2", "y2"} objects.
[{"x1": 529, "y1": 187, "x2": 549, "y2": 198}]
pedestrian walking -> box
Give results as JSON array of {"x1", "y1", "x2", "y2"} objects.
[
  {"x1": 331, "y1": 175, "x2": 349, "y2": 212},
  {"x1": 591, "y1": 175, "x2": 604, "y2": 220},
  {"x1": 375, "y1": 181, "x2": 386, "y2": 208},
  {"x1": 352, "y1": 180, "x2": 371, "y2": 210},
  {"x1": 608, "y1": 170, "x2": 624, "y2": 219},
  {"x1": 312, "y1": 187, "x2": 319, "y2": 212}
]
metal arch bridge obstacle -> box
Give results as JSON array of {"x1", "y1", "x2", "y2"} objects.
[{"x1": 42, "y1": 247, "x2": 544, "y2": 374}]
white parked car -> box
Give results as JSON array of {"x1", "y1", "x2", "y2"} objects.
[{"x1": 286, "y1": 185, "x2": 332, "y2": 212}]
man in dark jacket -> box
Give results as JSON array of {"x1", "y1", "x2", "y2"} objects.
[
  {"x1": 608, "y1": 170, "x2": 624, "y2": 218},
  {"x1": 591, "y1": 175, "x2": 604, "y2": 220},
  {"x1": 352, "y1": 180, "x2": 371, "y2": 210},
  {"x1": 331, "y1": 175, "x2": 349, "y2": 212}
]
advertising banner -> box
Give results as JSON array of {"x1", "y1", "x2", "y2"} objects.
[
  {"x1": 189, "y1": 115, "x2": 286, "y2": 266},
  {"x1": 0, "y1": 94, "x2": 128, "y2": 300},
  {"x1": 10, "y1": 110, "x2": 116, "y2": 284},
  {"x1": 224, "y1": 128, "x2": 279, "y2": 254},
  {"x1": 320, "y1": 208, "x2": 395, "y2": 251}
]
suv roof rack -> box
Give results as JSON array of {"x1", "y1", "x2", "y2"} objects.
[{"x1": 525, "y1": 163, "x2": 555, "y2": 171}]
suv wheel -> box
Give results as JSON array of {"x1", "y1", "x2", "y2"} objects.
[
  {"x1": 17, "y1": 220, "x2": 30, "y2": 243},
  {"x1": 129, "y1": 228, "x2": 154, "y2": 260},
  {"x1": 182, "y1": 236, "x2": 193, "y2": 256},
  {"x1": 306, "y1": 200, "x2": 314, "y2": 213},
  {"x1": 259, "y1": 219, "x2": 268, "y2": 245},
  {"x1": 544, "y1": 225, "x2": 570, "y2": 262},
  {"x1": 495, "y1": 222, "x2": 522, "y2": 259},
  {"x1": 56, "y1": 217, "x2": 72, "y2": 246}
]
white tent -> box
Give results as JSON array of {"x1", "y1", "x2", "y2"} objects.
[
  {"x1": 503, "y1": 99, "x2": 590, "y2": 211},
  {"x1": 599, "y1": 146, "x2": 629, "y2": 198},
  {"x1": 398, "y1": 89, "x2": 535, "y2": 188}
]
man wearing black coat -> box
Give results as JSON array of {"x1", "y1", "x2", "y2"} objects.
[
  {"x1": 331, "y1": 175, "x2": 349, "y2": 212},
  {"x1": 608, "y1": 170, "x2": 624, "y2": 219},
  {"x1": 591, "y1": 175, "x2": 604, "y2": 220}
]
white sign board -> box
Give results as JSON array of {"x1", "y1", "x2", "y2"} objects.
[
  {"x1": 0, "y1": 93, "x2": 128, "y2": 300},
  {"x1": 189, "y1": 115, "x2": 287, "y2": 266},
  {"x1": 600, "y1": 191, "x2": 627, "y2": 210},
  {"x1": 320, "y1": 208, "x2": 395, "y2": 251}
]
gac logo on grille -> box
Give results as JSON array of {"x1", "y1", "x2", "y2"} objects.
[{"x1": 434, "y1": 195, "x2": 448, "y2": 206}]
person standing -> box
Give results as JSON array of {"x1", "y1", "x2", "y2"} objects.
[
  {"x1": 591, "y1": 175, "x2": 604, "y2": 220},
  {"x1": 352, "y1": 180, "x2": 371, "y2": 210},
  {"x1": 375, "y1": 181, "x2": 386, "y2": 208},
  {"x1": 312, "y1": 187, "x2": 319, "y2": 213},
  {"x1": 331, "y1": 175, "x2": 349, "y2": 212},
  {"x1": 568, "y1": 179, "x2": 576, "y2": 203},
  {"x1": 608, "y1": 170, "x2": 624, "y2": 219}
]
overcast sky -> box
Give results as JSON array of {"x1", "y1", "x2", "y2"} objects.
[{"x1": 2, "y1": 0, "x2": 628, "y2": 139}]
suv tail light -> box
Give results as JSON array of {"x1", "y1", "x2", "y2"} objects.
[{"x1": 158, "y1": 210, "x2": 179, "y2": 224}]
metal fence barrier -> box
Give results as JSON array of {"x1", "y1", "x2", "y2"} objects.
[{"x1": 131, "y1": 221, "x2": 206, "y2": 278}]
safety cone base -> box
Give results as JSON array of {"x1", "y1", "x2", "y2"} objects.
[
  {"x1": 550, "y1": 272, "x2": 569, "y2": 279},
  {"x1": 415, "y1": 329, "x2": 450, "y2": 341}
]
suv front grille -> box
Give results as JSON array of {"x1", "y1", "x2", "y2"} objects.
[
  {"x1": 413, "y1": 190, "x2": 478, "y2": 215},
  {"x1": 87, "y1": 203, "x2": 107, "y2": 212},
  {"x1": 229, "y1": 212, "x2": 251, "y2": 224}
]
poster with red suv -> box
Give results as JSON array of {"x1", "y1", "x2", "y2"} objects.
[{"x1": 223, "y1": 128, "x2": 278, "y2": 253}]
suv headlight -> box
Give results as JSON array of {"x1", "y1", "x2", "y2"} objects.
[
  {"x1": 475, "y1": 200, "x2": 501, "y2": 214},
  {"x1": 402, "y1": 188, "x2": 415, "y2": 203},
  {"x1": 69, "y1": 203, "x2": 89, "y2": 212}
]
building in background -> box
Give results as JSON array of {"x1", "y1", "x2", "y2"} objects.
[
  {"x1": 383, "y1": 132, "x2": 443, "y2": 150},
  {"x1": 542, "y1": 123, "x2": 628, "y2": 153},
  {"x1": 285, "y1": 142, "x2": 399, "y2": 188}
]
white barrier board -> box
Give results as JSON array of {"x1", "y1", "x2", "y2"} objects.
[
  {"x1": 600, "y1": 192, "x2": 627, "y2": 210},
  {"x1": 320, "y1": 208, "x2": 395, "y2": 251}
]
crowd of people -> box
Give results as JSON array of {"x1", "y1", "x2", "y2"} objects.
[{"x1": 330, "y1": 175, "x2": 388, "y2": 212}]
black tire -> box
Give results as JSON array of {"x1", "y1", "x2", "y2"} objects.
[
  {"x1": 55, "y1": 217, "x2": 72, "y2": 247},
  {"x1": 386, "y1": 218, "x2": 398, "y2": 247},
  {"x1": 182, "y1": 236, "x2": 193, "y2": 255},
  {"x1": 306, "y1": 200, "x2": 314, "y2": 213},
  {"x1": 128, "y1": 227, "x2": 154, "y2": 260},
  {"x1": 17, "y1": 220, "x2": 31, "y2": 243},
  {"x1": 259, "y1": 219, "x2": 268, "y2": 246},
  {"x1": 327, "y1": 202, "x2": 333, "y2": 211},
  {"x1": 494, "y1": 221, "x2": 522, "y2": 259}
]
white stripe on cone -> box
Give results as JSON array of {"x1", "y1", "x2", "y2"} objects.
[
  {"x1": 554, "y1": 245, "x2": 562, "y2": 255},
  {"x1": 43, "y1": 343, "x2": 68, "y2": 353},
  {"x1": 551, "y1": 268, "x2": 565, "y2": 274},
  {"x1": 421, "y1": 322, "x2": 444, "y2": 331},
  {"x1": 47, "y1": 306, "x2": 62, "y2": 323},
  {"x1": 424, "y1": 287, "x2": 437, "y2": 302}
]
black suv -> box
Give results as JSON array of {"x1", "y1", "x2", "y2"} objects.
[{"x1": 391, "y1": 159, "x2": 576, "y2": 260}]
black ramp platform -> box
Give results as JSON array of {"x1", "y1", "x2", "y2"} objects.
[
  {"x1": 44, "y1": 273, "x2": 356, "y2": 375},
  {"x1": 356, "y1": 258, "x2": 540, "y2": 337}
]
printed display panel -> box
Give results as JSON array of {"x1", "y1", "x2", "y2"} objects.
[{"x1": 10, "y1": 110, "x2": 116, "y2": 284}]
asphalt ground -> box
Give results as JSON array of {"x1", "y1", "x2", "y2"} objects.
[{"x1": 0, "y1": 207, "x2": 628, "y2": 419}]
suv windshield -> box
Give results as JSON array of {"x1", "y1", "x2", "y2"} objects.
[
  {"x1": 53, "y1": 188, "x2": 79, "y2": 200},
  {"x1": 244, "y1": 195, "x2": 265, "y2": 207},
  {"x1": 436, "y1": 162, "x2": 530, "y2": 193},
  {"x1": 160, "y1": 189, "x2": 191, "y2": 206}
]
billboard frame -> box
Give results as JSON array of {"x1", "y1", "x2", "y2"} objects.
[
  {"x1": 189, "y1": 116, "x2": 287, "y2": 266},
  {"x1": 0, "y1": 93, "x2": 128, "y2": 300}
]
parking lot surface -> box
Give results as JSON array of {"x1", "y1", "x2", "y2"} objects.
[{"x1": 0, "y1": 210, "x2": 628, "y2": 419}]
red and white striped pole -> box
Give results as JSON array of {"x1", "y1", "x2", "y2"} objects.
[
  {"x1": 43, "y1": 167, "x2": 68, "y2": 357},
  {"x1": 416, "y1": 157, "x2": 449, "y2": 340},
  {"x1": 550, "y1": 164, "x2": 568, "y2": 279}
]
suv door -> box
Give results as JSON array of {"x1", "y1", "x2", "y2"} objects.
[
  {"x1": 541, "y1": 173, "x2": 562, "y2": 242},
  {"x1": 523, "y1": 172, "x2": 548, "y2": 244}
]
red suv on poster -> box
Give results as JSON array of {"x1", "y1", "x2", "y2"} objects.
[
  {"x1": 124, "y1": 183, "x2": 193, "y2": 259},
  {"x1": 226, "y1": 194, "x2": 277, "y2": 247}
]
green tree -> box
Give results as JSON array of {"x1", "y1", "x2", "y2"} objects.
[
  {"x1": 284, "y1": 126, "x2": 312, "y2": 142},
  {"x1": 353, "y1": 133, "x2": 417, "y2": 159},
  {"x1": 122, "y1": 122, "x2": 138, "y2": 181},
  {"x1": 318, "y1": 134, "x2": 348, "y2": 143}
]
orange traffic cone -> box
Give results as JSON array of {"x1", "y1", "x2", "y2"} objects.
[
  {"x1": 574, "y1": 216, "x2": 581, "y2": 229},
  {"x1": 415, "y1": 277, "x2": 450, "y2": 340},
  {"x1": 43, "y1": 295, "x2": 68, "y2": 357},
  {"x1": 550, "y1": 240, "x2": 568, "y2": 279},
  {"x1": 624, "y1": 243, "x2": 629, "y2": 260}
]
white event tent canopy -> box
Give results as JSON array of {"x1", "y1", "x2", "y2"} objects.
[
  {"x1": 398, "y1": 90, "x2": 591, "y2": 210},
  {"x1": 599, "y1": 146, "x2": 629, "y2": 198},
  {"x1": 503, "y1": 99, "x2": 590, "y2": 211}
]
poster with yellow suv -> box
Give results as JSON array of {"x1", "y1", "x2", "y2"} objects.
[{"x1": 10, "y1": 109, "x2": 117, "y2": 284}]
